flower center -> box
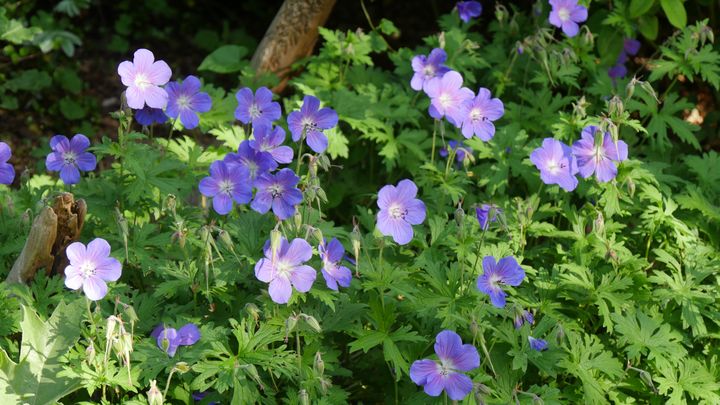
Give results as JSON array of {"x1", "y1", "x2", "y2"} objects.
[
  {"x1": 388, "y1": 204, "x2": 406, "y2": 220},
  {"x1": 268, "y1": 184, "x2": 283, "y2": 198},
  {"x1": 489, "y1": 272, "x2": 504, "y2": 287},
  {"x1": 438, "y1": 93, "x2": 452, "y2": 108},
  {"x1": 177, "y1": 95, "x2": 191, "y2": 110},
  {"x1": 438, "y1": 359, "x2": 455, "y2": 376},
  {"x1": 276, "y1": 261, "x2": 292, "y2": 277},
  {"x1": 593, "y1": 146, "x2": 606, "y2": 164},
  {"x1": 546, "y1": 159, "x2": 559, "y2": 174},
  {"x1": 558, "y1": 7, "x2": 570, "y2": 22},
  {"x1": 133, "y1": 73, "x2": 151, "y2": 89},
  {"x1": 80, "y1": 261, "x2": 96, "y2": 278},
  {"x1": 470, "y1": 107, "x2": 485, "y2": 122},
  {"x1": 301, "y1": 117, "x2": 318, "y2": 133},
  {"x1": 249, "y1": 104, "x2": 262, "y2": 119},
  {"x1": 218, "y1": 179, "x2": 234, "y2": 195},
  {"x1": 63, "y1": 152, "x2": 77, "y2": 165},
  {"x1": 423, "y1": 65, "x2": 435, "y2": 78}
]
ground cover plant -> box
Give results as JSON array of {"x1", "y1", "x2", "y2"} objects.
[{"x1": 1, "y1": 0, "x2": 720, "y2": 404}]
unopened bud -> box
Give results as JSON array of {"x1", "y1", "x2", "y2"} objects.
[
  {"x1": 318, "y1": 154, "x2": 331, "y2": 171},
  {"x1": 147, "y1": 380, "x2": 163, "y2": 405},
  {"x1": 270, "y1": 227, "x2": 282, "y2": 259},
  {"x1": 454, "y1": 206, "x2": 465, "y2": 227},
  {"x1": 299, "y1": 389, "x2": 309, "y2": 405},
  {"x1": 245, "y1": 303, "x2": 261, "y2": 323},
  {"x1": 351, "y1": 218, "x2": 362, "y2": 276},
  {"x1": 532, "y1": 395, "x2": 544, "y2": 405},
  {"x1": 609, "y1": 96, "x2": 623, "y2": 117},
  {"x1": 302, "y1": 314, "x2": 322, "y2": 333},
  {"x1": 106, "y1": 315, "x2": 120, "y2": 343},
  {"x1": 639, "y1": 81, "x2": 659, "y2": 103},
  {"x1": 638, "y1": 369, "x2": 657, "y2": 392},
  {"x1": 293, "y1": 209, "x2": 303, "y2": 230},
  {"x1": 594, "y1": 211, "x2": 605, "y2": 236},
  {"x1": 626, "y1": 178, "x2": 636, "y2": 198},
  {"x1": 286, "y1": 316, "x2": 298, "y2": 335},
  {"x1": 495, "y1": 4, "x2": 508, "y2": 24},
  {"x1": 166, "y1": 194, "x2": 177, "y2": 214},
  {"x1": 310, "y1": 227, "x2": 324, "y2": 245},
  {"x1": 85, "y1": 341, "x2": 96, "y2": 363},
  {"x1": 555, "y1": 324, "x2": 565, "y2": 343},
  {"x1": 114, "y1": 207, "x2": 129, "y2": 239},
  {"x1": 319, "y1": 376, "x2": 332, "y2": 394},
  {"x1": 626, "y1": 77, "x2": 637, "y2": 99},
  {"x1": 199, "y1": 225, "x2": 211, "y2": 246},
  {"x1": 217, "y1": 229, "x2": 234, "y2": 252},
  {"x1": 583, "y1": 28, "x2": 594, "y2": 47},
  {"x1": 438, "y1": 32, "x2": 446, "y2": 49},
  {"x1": 314, "y1": 351, "x2": 325, "y2": 375}
]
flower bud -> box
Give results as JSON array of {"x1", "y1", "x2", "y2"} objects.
[
  {"x1": 350, "y1": 218, "x2": 362, "y2": 276},
  {"x1": 314, "y1": 351, "x2": 325, "y2": 375},
  {"x1": 319, "y1": 376, "x2": 332, "y2": 394},
  {"x1": 310, "y1": 226, "x2": 324, "y2": 245},
  {"x1": 438, "y1": 32, "x2": 446, "y2": 49},
  {"x1": 299, "y1": 389, "x2": 309, "y2": 405},
  {"x1": 217, "y1": 229, "x2": 235, "y2": 253},
  {"x1": 627, "y1": 178, "x2": 636, "y2": 198},
  {"x1": 85, "y1": 340, "x2": 96, "y2": 363},
  {"x1": 608, "y1": 96, "x2": 623, "y2": 117},
  {"x1": 175, "y1": 361, "x2": 191, "y2": 374},
  {"x1": 318, "y1": 154, "x2": 331, "y2": 172},
  {"x1": 594, "y1": 211, "x2": 605, "y2": 236},
  {"x1": 454, "y1": 206, "x2": 465, "y2": 227},
  {"x1": 639, "y1": 81, "x2": 659, "y2": 103},
  {"x1": 626, "y1": 77, "x2": 637, "y2": 99},
  {"x1": 106, "y1": 315, "x2": 120, "y2": 344},
  {"x1": 532, "y1": 395, "x2": 545, "y2": 405},
  {"x1": 495, "y1": 4, "x2": 508, "y2": 24},
  {"x1": 302, "y1": 314, "x2": 322, "y2": 333},
  {"x1": 293, "y1": 209, "x2": 303, "y2": 230},
  {"x1": 165, "y1": 194, "x2": 177, "y2": 214},
  {"x1": 270, "y1": 227, "x2": 283, "y2": 259},
  {"x1": 147, "y1": 380, "x2": 163, "y2": 405},
  {"x1": 286, "y1": 315, "x2": 298, "y2": 335},
  {"x1": 245, "y1": 303, "x2": 261, "y2": 323}
]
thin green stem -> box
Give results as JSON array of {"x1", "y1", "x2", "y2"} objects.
[
  {"x1": 430, "y1": 119, "x2": 438, "y2": 165},
  {"x1": 296, "y1": 328, "x2": 303, "y2": 383},
  {"x1": 163, "y1": 367, "x2": 177, "y2": 399},
  {"x1": 296, "y1": 136, "x2": 306, "y2": 174}
]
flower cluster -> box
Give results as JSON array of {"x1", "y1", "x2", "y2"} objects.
[{"x1": 530, "y1": 125, "x2": 629, "y2": 191}]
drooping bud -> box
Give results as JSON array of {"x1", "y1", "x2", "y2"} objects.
[
  {"x1": 639, "y1": 81, "x2": 660, "y2": 103},
  {"x1": 350, "y1": 217, "x2": 362, "y2": 276},
  {"x1": 438, "y1": 31, "x2": 446, "y2": 49},
  {"x1": 85, "y1": 340, "x2": 96, "y2": 363},
  {"x1": 626, "y1": 77, "x2": 638, "y2": 99},
  {"x1": 245, "y1": 303, "x2": 261, "y2": 323},
  {"x1": 165, "y1": 194, "x2": 177, "y2": 215},
  {"x1": 285, "y1": 315, "x2": 298, "y2": 336},
  {"x1": 627, "y1": 178, "x2": 636, "y2": 198},
  {"x1": 293, "y1": 209, "x2": 303, "y2": 231},
  {"x1": 147, "y1": 380, "x2": 163, "y2": 405}
]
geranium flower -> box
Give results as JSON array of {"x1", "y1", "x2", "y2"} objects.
[
  {"x1": 251, "y1": 168, "x2": 303, "y2": 220},
  {"x1": 609, "y1": 39, "x2": 641, "y2": 79},
  {"x1": 376, "y1": 179, "x2": 426, "y2": 245},
  {"x1": 548, "y1": 0, "x2": 588, "y2": 38},
  {"x1": 134, "y1": 106, "x2": 168, "y2": 126},
  {"x1": 64, "y1": 238, "x2": 122, "y2": 301},
  {"x1": 529, "y1": 138, "x2": 579, "y2": 192},
  {"x1": 46, "y1": 134, "x2": 97, "y2": 185},
  {"x1": 424, "y1": 71, "x2": 474, "y2": 126},
  {"x1": 254, "y1": 237, "x2": 316, "y2": 304},
  {"x1": 151, "y1": 323, "x2": 201, "y2": 357},
  {"x1": 476, "y1": 256, "x2": 525, "y2": 308},
  {"x1": 528, "y1": 336, "x2": 548, "y2": 351},
  {"x1": 318, "y1": 238, "x2": 352, "y2": 291},
  {"x1": 225, "y1": 140, "x2": 276, "y2": 183},
  {"x1": 198, "y1": 160, "x2": 252, "y2": 215},
  {"x1": 117, "y1": 48, "x2": 172, "y2": 109},
  {"x1": 165, "y1": 75, "x2": 212, "y2": 129},
  {"x1": 0, "y1": 142, "x2": 15, "y2": 185},
  {"x1": 457, "y1": 1, "x2": 482, "y2": 23},
  {"x1": 410, "y1": 48, "x2": 450, "y2": 92},
  {"x1": 249, "y1": 124, "x2": 294, "y2": 165},
  {"x1": 572, "y1": 125, "x2": 628, "y2": 182},
  {"x1": 235, "y1": 87, "x2": 281, "y2": 127},
  {"x1": 287, "y1": 95, "x2": 338, "y2": 153},
  {"x1": 475, "y1": 203, "x2": 502, "y2": 231},
  {"x1": 409, "y1": 330, "x2": 480, "y2": 400},
  {"x1": 460, "y1": 87, "x2": 504, "y2": 141}
]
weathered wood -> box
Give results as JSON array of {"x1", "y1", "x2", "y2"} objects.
[
  {"x1": 5, "y1": 193, "x2": 86, "y2": 284},
  {"x1": 251, "y1": 0, "x2": 337, "y2": 91}
]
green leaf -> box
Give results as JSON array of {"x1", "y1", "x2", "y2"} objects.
[
  {"x1": 638, "y1": 15, "x2": 659, "y2": 40},
  {"x1": 660, "y1": 0, "x2": 687, "y2": 28},
  {"x1": 0, "y1": 300, "x2": 84, "y2": 404},
  {"x1": 198, "y1": 45, "x2": 248, "y2": 73},
  {"x1": 630, "y1": 0, "x2": 655, "y2": 18},
  {"x1": 326, "y1": 127, "x2": 349, "y2": 159},
  {"x1": 348, "y1": 331, "x2": 386, "y2": 353},
  {"x1": 611, "y1": 310, "x2": 687, "y2": 368},
  {"x1": 656, "y1": 359, "x2": 720, "y2": 403}
]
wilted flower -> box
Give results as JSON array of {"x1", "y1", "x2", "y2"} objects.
[
  {"x1": 165, "y1": 75, "x2": 212, "y2": 129},
  {"x1": 249, "y1": 124, "x2": 294, "y2": 165},
  {"x1": 287, "y1": 95, "x2": 338, "y2": 153},
  {"x1": 476, "y1": 256, "x2": 525, "y2": 308},
  {"x1": 134, "y1": 106, "x2": 168, "y2": 126},
  {"x1": 46, "y1": 134, "x2": 97, "y2": 185},
  {"x1": 425, "y1": 71, "x2": 474, "y2": 126},
  {"x1": 376, "y1": 179, "x2": 426, "y2": 245},
  {"x1": 461, "y1": 87, "x2": 504, "y2": 141},
  {"x1": 0, "y1": 142, "x2": 15, "y2": 185},
  {"x1": 151, "y1": 323, "x2": 201, "y2": 357},
  {"x1": 528, "y1": 336, "x2": 548, "y2": 351},
  {"x1": 529, "y1": 138, "x2": 579, "y2": 192},
  {"x1": 255, "y1": 237, "x2": 316, "y2": 304},
  {"x1": 64, "y1": 238, "x2": 122, "y2": 301},
  {"x1": 409, "y1": 330, "x2": 480, "y2": 400},
  {"x1": 572, "y1": 125, "x2": 628, "y2": 182},
  {"x1": 251, "y1": 168, "x2": 303, "y2": 220},
  {"x1": 319, "y1": 238, "x2": 352, "y2": 291},
  {"x1": 475, "y1": 203, "x2": 501, "y2": 231},
  {"x1": 548, "y1": 0, "x2": 588, "y2": 38},
  {"x1": 235, "y1": 86, "x2": 281, "y2": 127},
  {"x1": 457, "y1": 1, "x2": 482, "y2": 23},
  {"x1": 117, "y1": 48, "x2": 172, "y2": 109},
  {"x1": 198, "y1": 160, "x2": 252, "y2": 215},
  {"x1": 225, "y1": 140, "x2": 276, "y2": 183},
  {"x1": 514, "y1": 309, "x2": 535, "y2": 329},
  {"x1": 410, "y1": 48, "x2": 450, "y2": 91}
]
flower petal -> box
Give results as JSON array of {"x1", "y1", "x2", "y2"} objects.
[
  {"x1": 444, "y1": 372, "x2": 474, "y2": 401},
  {"x1": 83, "y1": 277, "x2": 108, "y2": 301},
  {"x1": 289, "y1": 265, "x2": 316, "y2": 292},
  {"x1": 410, "y1": 359, "x2": 439, "y2": 386},
  {"x1": 268, "y1": 277, "x2": 293, "y2": 304}
]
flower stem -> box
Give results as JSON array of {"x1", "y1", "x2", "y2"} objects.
[
  {"x1": 430, "y1": 119, "x2": 438, "y2": 165},
  {"x1": 163, "y1": 367, "x2": 177, "y2": 399},
  {"x1": 296, "y1": 328, "x2": 303, "y2": 384},
  {"x1": 296, "y1": 132, "x2": 306, "y2": 175}
]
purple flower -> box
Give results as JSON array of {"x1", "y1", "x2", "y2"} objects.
[
  {"x1": 528, "y1": 336, "x2": 548, "y2": 351},
  {"x1": 249, "y1": 125, "x2": 294, "y2": 165},
  {"x1": 460, "y1": 88, "x2": 504, "y2": 141},
  {"x1": 548, "y1": 0, "x2": 588, "y2": 38},
  {"x1": 514, "y1": 309, "x2": 535, "y2": 329},
  {"x1": 0, "y1": 142, "x2": 15, "y2": 185},
  {"x1": 165, "y1": 75, "x2": 212, "y2": 130},
  {"x1": 409, "y1": 330, "x2": 480, "y2": 400},
  {"x1": 529, "y1": 138, "x2": 579, "y2": 192},
  {"x1": 198, "y1": 160, "x2": 252, "y2": 215},
  {"x1": 609, "y1": 38, "x2": 641, "y2": 79},
  {"x1": 46, "y1": 134, "x2": 97, "y2": 185},
  {"x1": 117, "y1": 48, "x2": 172, "y2": 109},
  {"x1": 287, "y1": 95, "x2": 338, "y2": 153},
  {"x1": 376, "y1": 179, "x2": 426, "y2": 245},
  {"x1": 134, "y1": 106, "x2": 168, "y2": 126},
  {"x1": 254, "y1": 237, "x2": 316, "y2": 304},
  {"x1": 439, "y1": 140, "x2": 472, "y2": 163},
  {"x1": 572, "y1": 125, "x2": 628, "y2": 182},
  {"x1": 235, "y1": 87, "x2": 281, "y2": 127},
  {"x1": 410, "y1": 48, "x2": 451, "y2": 92},
  {"x1": 64, "y1": 238, "x2": 122, "y2": 301},
  {"x1": 251, "y1": 168, "x2": 303, "y2": 220},
  {"x1": 319, "y1": 238, "x2": 352, "y2": 291},
  {"x1": 151, "y1": 323, "x2": 201, "y2": 357},
  {"x1": 476, "y1": 256, "x2": 525, "y2": 308},
  {"x1": 225, "y1": 140, "x2": 277, "y2": 183},
  {"x1": 475, "y1": 204, "x2": 501, "y2": 231},
  {"x1": 424, "y1": 71, "x2": 474, "y2": 126},
  {"x1": 457, "y1": 1, "x2": 482, "y2": 23}
]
